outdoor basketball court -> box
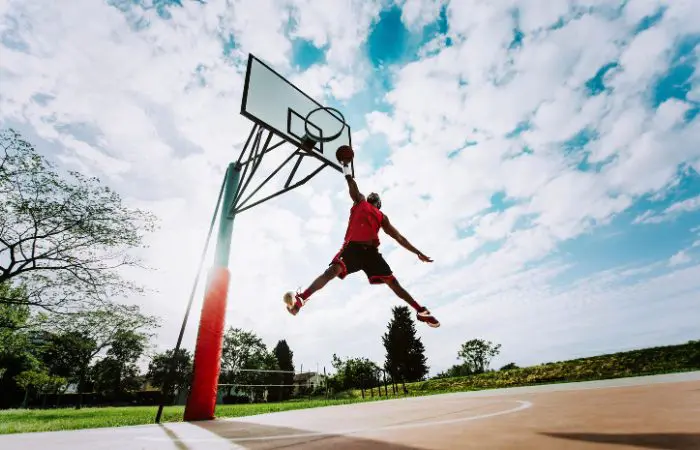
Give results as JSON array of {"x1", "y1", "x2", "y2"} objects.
[
  {"x1": 15, "y1": 54, "x2": 692, "y2": 449},
  {"x1": 3, "y1": 371, "x2": 698, "y2": 449}
]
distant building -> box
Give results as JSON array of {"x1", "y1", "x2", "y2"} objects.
[{"x1": 293, "y1": 372, "x2": 324, "y2": 394}]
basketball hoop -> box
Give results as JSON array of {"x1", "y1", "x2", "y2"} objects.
[
  {"x1": 176, "y1": 54, "x2": 355, "y2": 422},
  {"x1": 303, "y1": 106, "x2": 347, "y2": 143}
]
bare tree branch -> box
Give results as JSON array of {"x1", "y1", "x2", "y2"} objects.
[{"x1": 0, "y1": 128, "x2": 158, "y2": 312}]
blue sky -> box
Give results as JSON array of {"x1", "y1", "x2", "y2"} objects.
[
  {"x1": 323, "y1": 0, "x2": 700, "y2": 298},
  {"x1": 1, "y1": 0, "x2": 699, "y2": 374}
]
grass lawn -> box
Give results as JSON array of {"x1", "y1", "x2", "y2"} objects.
[{"x1": 0, "y1": 397, "x2": 377, "y2": 435}]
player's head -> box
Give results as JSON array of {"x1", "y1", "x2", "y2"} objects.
[{"x1": 367, "y1": 192, "x2": 382, "y2": 209}]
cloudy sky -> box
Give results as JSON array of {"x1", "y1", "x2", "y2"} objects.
[{"x1": 1, "y1": 0, "x2": 699, "y2": 376}]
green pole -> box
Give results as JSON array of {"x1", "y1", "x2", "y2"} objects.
[{"x1": 215, "y1": 163, "x2": 240, "y2": 266}]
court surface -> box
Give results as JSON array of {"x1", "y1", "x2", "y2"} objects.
[{"x1": 2, "y1": 371, "x2": 698, "y2": 449}]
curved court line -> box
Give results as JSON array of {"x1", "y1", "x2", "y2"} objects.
[{"x1": 144, "y1": 399, "x2": 533, "y2": 444}]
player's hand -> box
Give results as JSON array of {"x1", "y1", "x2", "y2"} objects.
[{"x1": 417, "y1": 253, "x2": 433, "y2": 263}]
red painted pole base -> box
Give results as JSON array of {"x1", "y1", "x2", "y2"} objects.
[{"x1": 183, "y1": 266, "x2": 230, "y2": 421}]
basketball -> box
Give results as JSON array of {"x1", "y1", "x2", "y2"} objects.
[{"x1": 336, "y1": 145, "x2": 354, "y2": 164}]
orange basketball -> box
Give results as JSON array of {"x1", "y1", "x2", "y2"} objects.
[{"x1": 336, "y1": 145, "x2": 354, "y2": 164}]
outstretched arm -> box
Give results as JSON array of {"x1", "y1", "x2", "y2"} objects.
[
  {"x1": 381, "y1": 215, "x2": 433, "y2": 262},
  {"x1": 344, "y1": 165, "x2": 364, "y2": 204}
]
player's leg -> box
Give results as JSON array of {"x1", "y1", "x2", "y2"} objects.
[
  {"x1": 301, "y1": 263, "x2": 344, "y2": 302},
  {"x1": 285, "y1": 263, "x2": 342, "y2": 316},
  {"x1": 384, "y1": 277, "x2": 421, "y2": 310},
  {"x1": 385, "y1": 278, "x2": 439, "y2": 328},
  {"x1": 364, "y1": 247, "x2": 440, "y2": 328},
  {"x1": 285, "y1": 243, "x2": 361, "y2": 316}
]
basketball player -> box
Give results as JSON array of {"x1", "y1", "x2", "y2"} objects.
[{"x1": 284, "y1": 160, "x2": 440, "y2": 328}]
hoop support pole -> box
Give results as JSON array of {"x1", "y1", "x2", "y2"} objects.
[{"x1": 183, "y1": 162, "x2": 240, "y2": 421}]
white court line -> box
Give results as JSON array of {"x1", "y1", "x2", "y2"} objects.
[{"x1": 145, "y1": 400, "x2": 532, "y2": 444}]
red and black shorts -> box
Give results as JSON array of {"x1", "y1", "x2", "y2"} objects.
[{"x1": 331, "y1": 241, "x2": 395, "y2": 285}]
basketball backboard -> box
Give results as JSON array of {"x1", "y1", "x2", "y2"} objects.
[{"x1": 240, "y1": 54, "x2": 352, "y2": 173}]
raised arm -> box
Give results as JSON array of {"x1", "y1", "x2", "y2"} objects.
[
  {"x1": 381, "y1": 215, "x2": 433, "y2": 262},
  {"x1": 344, "y1": 165, "x2": 364, "y2": 204}
]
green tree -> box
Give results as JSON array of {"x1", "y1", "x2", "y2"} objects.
[
  {"x1": 15, "y1": 369, "x2": 66, "y2": 408},
  {"x1": 0, "y1": 128, "x2": 157, "y2": 313},
  {"x1": 433, "y1": 364, "x2": 474, "y2": 379},
  {"x1": 91, "y1": 329, "x2": 148, "y2": 400},
  {"x1": 457, "y1": 338, "x2": 502, "y2": 374},
  {"x1": 272, "y1": 340, "x2": 294, "y2": 401},
  {"x1": 91, "y1": 357, "x2": 121, "y2": 399},
  {"x1": 382, "y1": 306, "x2": 429, "y2": 385},
  {"x1": 0, "y1": 283, "x2": 30, "y2": 334},
  {"x1": 0, "y1": 284, "x2": 33, "y2": 364},
  {"x1": 38, "y1": 330, "x2": 94, "y2": 386},
  {"x1": 329, "y1": 354, "x2": 381, "y2": 392},
  {"x1": 221, "y1": 328, "x2": 268, "y2": 374},
  {"x1": 147, "y1": 348, "x2": 193, "y2": 399},
  {"x1": 220, "y1": 328, "x2": 278, "y2": 402},
  {"x1": 499, "y1": 362, "x2": 519, "y2": 371},
  {"x1": 0, "y1": 283, "x2": 42, "y2": 408},
  {"x1": 45, "y1": 303, "x2": 158, "y2": 408}
]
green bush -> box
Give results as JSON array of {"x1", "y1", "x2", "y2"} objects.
[{"x1": 410, "y1": 340, "x2": 700, "y2": 394}]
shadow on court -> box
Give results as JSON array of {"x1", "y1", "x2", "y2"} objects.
[
  {"x1": 541, "y1": 432, "x2": 700, "y2": 450},
  {"x1": 159, "y1": 425, "x2": 191, "y2": 450},
  {"x1": 189, "y1": 419, "x2": 421, "y2": 450}
]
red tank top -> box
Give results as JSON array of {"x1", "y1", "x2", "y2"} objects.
[{"x1": 344, "y1": 200, "x2": 384, "y2": 246}]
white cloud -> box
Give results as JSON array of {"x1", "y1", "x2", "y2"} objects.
[
  {"x1": 287, "y1": 0, "x2": 383, "y2": 68},
  {"x1": 399, "y1": 0, "x2": 447, "y2": 30},
  {"x1": 669, "y1": 250, "x2": 691, "y2": 267},
  {"x1": 365, "y1": 111, "x2": 409, "y2": 145},
  {"x1": 289, "y1": 65, "x2": 362, "y2": 101},
  {"x1": 634, "y1": 194, "x2": 700, "y2": 224},
  {"x1": 688, "y1": 83, "x2": 700, "y2": 102},
  {"x1": 218, "y1": 0, "x2": 293, "y2": 67},
  {"x1": 666, "y1": 195, "x2": 700, "y2": 214}
]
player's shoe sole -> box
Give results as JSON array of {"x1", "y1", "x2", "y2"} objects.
[
  {"x1": 417, "y1": 307, "x2": 440, "y2": 328},
  {"x1": 284, "y1": 291, "x2": 304, "y2": 316}
]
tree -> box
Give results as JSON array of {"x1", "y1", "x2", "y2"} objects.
[
  {"x1": 15, "y1": 368, "x2": 66, "y2": 408},
  {"x1": 0, "y1": 283, "x2": 32, "y2": 358},
  {"x1": 0, "y1": 282, "x2": 30, "y2": 333},
  {"x1": 38, "y1": 330, "x2": 94, "y2": 387},
  {"x1": 0, "y1": 282, "x2": 42, "y2": 408},
  {"x1": 329, "y1": 354, "x2": 381, "y2": 392},
  {"x1": 273, "y1": 340, "x2": 294, "y2": 401},
  {"x1": 499, "y1": 362, "x2": 519, "y2": 371},
  {"x1": 147, "y1": 348, "x2": 193, "y2": 399},
  {"x1": 91, "y1": 329, "x2": 148, "y2": 400},
  {"x1": 220, "y1": 328, "x2": 278, "y2": 402},
  {"x1": 433, "y1": 364, "x2": 474, "y2": 379},
  {"x1": 457, "y1": 339, "x2": 502, "y2": 374},
  {"x1": 382, "y1": 306, "x2": 429, "y2": 385},
  {"x1": 0, "y1": 128, "x2": 157, "y2": 313},
  {"x1": 91, "y1": 358, "x2": 122, "y2": 399},
  {"x1": 221, "y1": 328, "x2": 269, "y2": 375},
  {"x1": 45, "y1": 302, "x2": 159, "y2": 408}
]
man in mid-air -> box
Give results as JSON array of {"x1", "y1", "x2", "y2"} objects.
[{"x1": 284, "y1": 160, "x2": 440, "y2": 328}]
